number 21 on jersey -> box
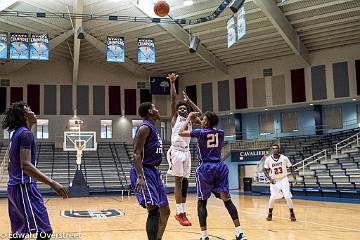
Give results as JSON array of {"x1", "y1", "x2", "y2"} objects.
[{"x1": 207, "y1": 133, "x2": 219, "y2": 148}]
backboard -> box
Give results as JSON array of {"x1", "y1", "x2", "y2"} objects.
[{"x1": 64, "y1": 131, "x2": 97, "y2": 151}]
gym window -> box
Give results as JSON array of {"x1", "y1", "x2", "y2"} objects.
[
  {"x1": 101, "y1": 120, "x2": 112, "y2": 139},
  {"x1": 37, "y1": 119, "x2": 49, "y2": 139}
]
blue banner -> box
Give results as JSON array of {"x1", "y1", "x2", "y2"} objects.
[
  {"x1": 107, "y1": 36, "x2": 125, "y2": 63},
  {"x1": 237, "y1": 6, "x2": 246, "y2": 41},
  {"x1": 10, "y1": 33, "x2": 29, "y2": 60},
  {"x1": 227, "y1": 17, "x2": 236, "y2": 48},
  {"x1": 0, "y1": 33, "x2": 7, "y2": 59},
  {"x1": 30, "y1": 34, "x2": 49, "y2": 60},
  {"x1": 138, "y1": 38, "x2": 155, "y2": 64},
  {"x1": 231, "y1": 149, "x2": 268, "y2": 163}
]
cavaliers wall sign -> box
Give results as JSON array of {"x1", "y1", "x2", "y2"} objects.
[{"x1": 61, "y1": 209, "x2": 124, "y2": 218}]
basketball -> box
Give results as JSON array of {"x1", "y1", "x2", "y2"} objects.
[{"x1": 154, "y1": 0, "x2": 170, "y2": 17}]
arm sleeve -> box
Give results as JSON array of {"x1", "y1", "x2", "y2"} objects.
[
  {"x1": 190, "y1": 129, "x2": 202, "y2": 139},
  {"x1": 19, "y1": 131, "x2": 33, "y2": 150}
]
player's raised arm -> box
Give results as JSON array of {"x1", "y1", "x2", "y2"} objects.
[
  {"x1": 179, "y1": 112, "x2": 201, "y2": 137},
  {"x1": 19, "y1": 132, "x2": 68, "y2": 198},
  {"x1": 133, "y1": 125, "x2": 150, "y2": 192},
  {"x1": 167, "y1": 73, "x2": 179, "y2": 127},
  {"x1": 183, "y1": 91, "x2": 202, "y2": 125}
]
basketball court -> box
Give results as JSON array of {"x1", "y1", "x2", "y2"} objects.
[
  {"x1": 1, "y1": 0, "x2": 360, "y2": 240},
  {"x1": 1, "y1": 193, "x2": 359, "y2": 239}
]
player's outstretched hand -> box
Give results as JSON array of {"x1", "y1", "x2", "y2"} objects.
[
  {"x1": 167, "y1": 73, "x2": 178, "y2": 83},
  {"x1": 135, "y1": 176, "x2": 147, "y2": 192},
  {"x1": 50, "y1": 181, "x2": 69, "y2": 199},
  {"x1": 270, "y1": 178, "x2": 276, "y2": 184}
]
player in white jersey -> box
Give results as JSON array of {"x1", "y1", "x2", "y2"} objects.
[
  {"x1": 263, "y1": 144, "x2": 297, "y2": 222},
  {"x1": 167, "y1": 73, "x2": 202, "y2": 227}
]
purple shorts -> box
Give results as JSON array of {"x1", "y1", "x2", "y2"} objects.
[
  {"x1": 196, "y1": 161, "x2": 230, "y2": 200},
  {"x1": 8, "y1": 183, "x2": 52, "y2": 235},
  {"x1": 130, "y1": 166, "x2": 168, "y2": 208}
]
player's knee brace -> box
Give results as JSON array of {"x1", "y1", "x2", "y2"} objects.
[
  {"x1": 182, "y1": 178, "x2": 189, "y2": 198},
  {"x1": 224, "y1": 199, "x2": 239, "y2": 221},
  {"x1": 147, "y1": 207, "x2": 160, "y2": 240},
  {"x1": 197, "y1": 200, "x2": 208, "y2": 227}
]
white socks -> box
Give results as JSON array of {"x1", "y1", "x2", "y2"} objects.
[
  {"x1": 176, "y1": 204, "x2": 183, "y2": 215},
  {"x1": 176, "y1": 203, "x2": 187, "y2": 214},
  {"x1": 235, "y1": 226, "x2": 243, "y2": 237},
  {"x1": 201, "y1": 230, "x2": 208, "y2": 239}
]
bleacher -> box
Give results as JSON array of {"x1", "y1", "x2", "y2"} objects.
[
  {"x1": 280, "y1": 129, "x2": 360, "y2": 199},
  {"x1": 0, "y1": 141, "x2": 200, "y2": 196}
]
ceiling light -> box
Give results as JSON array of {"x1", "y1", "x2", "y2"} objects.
[
  {"x1": 184, "y1": 1, "x2": 194, "y2": 6},
  {"x1": 309, "y1": 103, "x2": 314, "y2": 106},
  {"x1": 265, "y1": 108, "x2": 268, "y2": 111}
]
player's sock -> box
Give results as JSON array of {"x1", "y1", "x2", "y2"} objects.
[
  {"x1": 269, "y1": 208, "x2": 273, "y2": 214},
  {"x1": 201, "y1": 230, "x2": 208, "y2": 240},
  {"x1": 181, "y1": 203, "x2": 186, "y2": 213},
  {"x1": 289, "y1": 208, "x2": 294, "y2": 214},
  {"x1": 176, "y1": 203, "x2": 183, "y2": 214},
  {"x1": 146, "y1": 207, "x2": 160, "y2": 240},
  {"x1": 235, "y1": 226, "x2": 244, "y2": 237}
]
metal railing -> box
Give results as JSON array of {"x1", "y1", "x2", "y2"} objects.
[
  {"x1": 335, "y1": 132, "x2": 359, "y2": 156},
  {"x1": 293, "y1": 149, "x2": 327, "y2": 176}
]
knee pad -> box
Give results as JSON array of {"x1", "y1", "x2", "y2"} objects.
[
  {"x1": 224, "y1": 199, "x2": 239, "y2": 221},
  {"x1": 182, "y1": 178, "x2": 189, "y2": 198},
  {"x1": 197, "y1": 200, "x2": 208, "y2": 227}
]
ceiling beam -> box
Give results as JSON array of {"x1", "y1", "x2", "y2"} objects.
[
  {"x1": 253, "y1": 0, "x2": 310, "y2": 64},
  {"x1": 84, "y1": 32, "x2": 149, "y2": 78},
  {"x1": 0, "y1": 0, "x2": 17, "y2": 12},
  {"x1": 49, "y1": 29, "x2": 74, "y2": 50},
  {"x1": 132, "y1": 0, "x2": 228, "y2": 75}
]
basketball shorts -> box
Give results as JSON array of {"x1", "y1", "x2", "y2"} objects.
[
  {"x1": 130, "y1": 166, "x2": 169, "y2": 208},
  {"x1": 270, "y1": 176, "x2": 292, "y2": 199},
  {"x1": 166, "y1": 147, "x2": 191, "y2": 178},
  {"x1": 8, "y1": 183, "x2": 52, "y2": 236},
  {"x1": 196, "y1": 161, "x2": 229, "y2": 200}
]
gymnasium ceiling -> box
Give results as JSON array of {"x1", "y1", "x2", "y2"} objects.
[{"x1": 0, "y1": 0, "x2": 360, "y2": 75}]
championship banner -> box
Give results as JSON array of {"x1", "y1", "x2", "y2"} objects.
[
  {"x1": 106, "y1": 36, "x2": 125, "y2": 63},
  {"x1": 237, "y1": 6, "x2": 246, "y2": 41},
  {"x1": 227, "y1": 17, "x2": 236, "y2": 48},
  {"x1": 0, "y1": 33, "x2": 7, "y2": 59},
  {"x1": 10, "y1": 33, "x2": 29, "y2": 60},
  {"x1": 231, "y1": 149, "x2": 268, "y2": 163},
  {"x1": 30, "y1": 34, "x2": 49, "y2": 60},
  {"x1": 138, "y1": 38, "x2": 155, "y2": 64}
]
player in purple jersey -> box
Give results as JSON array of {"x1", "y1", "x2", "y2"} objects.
[
  {"x1": 179, "y1": 111, "x2": 247, "y2": 240},
  {"x1": 130, "y1": 102, "x2": 170, "y2": 240},
  {"x1": 1, "y1": 102, "x2": 68, "y2": 240}
]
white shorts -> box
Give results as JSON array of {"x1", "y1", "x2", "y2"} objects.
[
  {"x1": 270, "y1": 176, "x2": 292, "y2": 199},
  {"x1": 166, "y1": 148, "x2": 191, "y2": 178}
]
